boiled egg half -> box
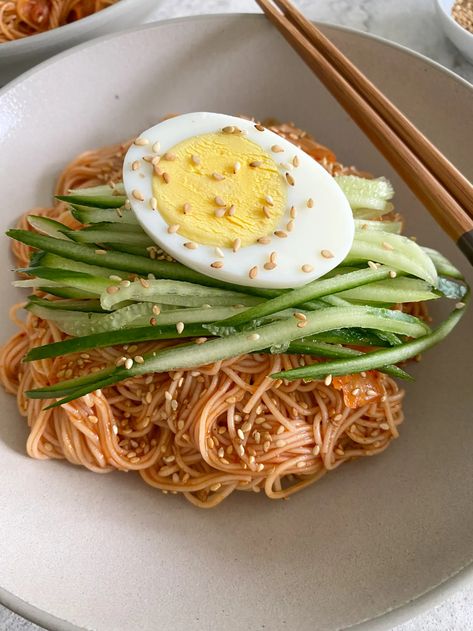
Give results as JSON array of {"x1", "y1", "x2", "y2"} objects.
[{"x1": 123, "y1": 112, "x2": 354, "y2": 289}]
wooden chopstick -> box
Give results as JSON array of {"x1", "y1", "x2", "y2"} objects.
[
  {"x1": 273, "y1": 0, "x2": 473, "y2": 219},
  {"x1": 256, "y1": 0, "x2": 473, "y2": 265}
]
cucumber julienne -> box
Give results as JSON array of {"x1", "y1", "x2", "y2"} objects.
[
  {"x1": 271, "y1": 296, "x2": 469, "y2": 381},
  {"x1": 27, "y1": 306, "x2": 430, "y2": 405}
]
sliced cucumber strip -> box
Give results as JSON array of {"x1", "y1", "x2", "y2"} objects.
[
  {"x1": 7, "y1": 230, "x2": 279, "y2": 299},
  {"x1": 26, "y1": 303, "x2": 248, "y2": 337},
  {"x1": 71, "y1": 205, "x2": 138, "y2": 226},
  {"x1": 31, "y1": 252, "x2": 125, "y2": 278},
  {"x1": 23, "y1": 268, "x2": 113, "y2": 295},
  {"x1": 27, "y1": 216, "x2": 71, "y2": 240},
  {"x1": 56, "y1": 194, "x2": 126, "y2": 209},
  {"x1": 346, "y1": 231, "x2": 438, "y2": 285},
  {"x1": 28, "y1": 305, "x2": 430, "y2": 402},
  {"x1": 63, "y1": 226, "x2": 153, "y2": 248},
  {"x1": 216, "y1": 266, "x2": 394, "y2": 328},
  {"x1": 422, "y1": 247, "x2": 463, "y2": 279},
  {"x1": 27, "y1": 296, "x2": 104, "y2": 313},
  {"x1": 335, "y1": 175, "x2": 394, "y2": 212},
  {"x1": 271, "y1": 298, "x2": 469, "y2": 381},
  {"x1": 337, "y1": 277, "x2": 439, "y2": 303},
  {"x1": 68, "y1": 184, "x2": 125, "y2": 197},
  {"x1": 39, "y1": 286, "x2": 99, "y2": 299},
  {"x1": 354, "y1": 220, "x2": 402, "y2": 234},
  {"x1": 100, "y1": 278, "x2": 263, "y2": 311}
]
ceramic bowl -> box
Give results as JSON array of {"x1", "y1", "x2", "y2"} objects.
[
  {"x1": 0, "y1": 0, "x2": 157, "y2": 86},
  {"x1": 435, "y1": 0, "x2": 473, "y2": 64},
  {"x1": 0, "y1": 14, "x2": 472, "y2": 631}
]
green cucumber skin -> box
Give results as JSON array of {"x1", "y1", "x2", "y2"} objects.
[
  {"x1": 218, "y1": 267, "x2": 394, "y2": 328},
  {"x1": 28, "y1": 306, "x2": 430, "y2": 402},
  {"x1": 25, "y1": 323, "x2": 209, "y2": 361},
  {"x1": 71, "y1": 206, "x2": 138, "y2": 226},
  {"x1": 56, "y1": 194, "x2": 126, "y2": 209},
  {"x1": 27, "y1": 296, "x2": 104, "y2": 313},
  {"x1": 272, "y1": 298, "x2": 469, "y2": 381},
  {"x1": 63, "y1": 229, "x2": 154, "y2": 248},
  {"x1": 7, "y1": 230, "x2": 279, "y2": 299}
]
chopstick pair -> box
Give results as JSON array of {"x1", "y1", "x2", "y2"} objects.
[{"x1": 257, "y1": 0, "x2": 473, "y2": 265}]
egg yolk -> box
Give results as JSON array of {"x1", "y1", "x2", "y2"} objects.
[{"x1": 152, "y1": 132, "x2": 286, "y2": 248}]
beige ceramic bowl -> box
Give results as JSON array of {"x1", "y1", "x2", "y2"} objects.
[
  {"x1": 0, "y1": 0, "x2": 156, "y2": 86},
  {"x1": 0, "y1": 14, "x2": 472, "y2": 631}
]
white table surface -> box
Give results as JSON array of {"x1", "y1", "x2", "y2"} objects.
[{"x1": 1, "y1": 1, "x2": 472, "y2": 629}]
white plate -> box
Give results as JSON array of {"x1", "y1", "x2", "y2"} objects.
[{"x1": 0, "y1": 15, "x2": 472, "y2": 631}]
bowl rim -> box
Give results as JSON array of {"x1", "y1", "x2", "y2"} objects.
[
  {"x1": 435, "y1": 0, "x2": 473, "y2": 41},
  {"x1": 0, "y1": 12, "x2": 472, "y2": 631},
  {"x1": 0, "y1": 0, "x2": 146, "y2": 53}
]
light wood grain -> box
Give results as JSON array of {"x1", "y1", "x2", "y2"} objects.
[{"x1": 257, "y1": 0, "x2": 473, "y2": 264}]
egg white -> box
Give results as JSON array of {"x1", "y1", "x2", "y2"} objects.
[{"x1": 123, "y1": 112, "x2": 354, "y2": 289}]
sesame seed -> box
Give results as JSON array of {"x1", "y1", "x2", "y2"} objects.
[
  {"x1": 237, "y1": 444, "x2": 245, "y2": 457},
  {"x1": 389, "y1": 270, "x2": 397, "y2": 278},
  {"x1": 162, "y1": 172, "x2": 170, "y2": 184},
  {"x1": 263, "y1": 205, "x2": 271, "y2": 218},
  {"x1": 210, "y1": 261, "x2": 224, "y2": 269},
  {"x1": 276, "y1": 439, "x2": 286, "y2": 448},
  {"x1": 217, "y1": 447, "x2": 225, "y2": 458},
  {"x1": 228, "y1": 205, "x2": 236, "y2": 216},
  {"x1": 249, "y1": 161, "x2": 262, "y2": 168},
  {"x1": 297, "y1": 461, "x2": 306, "y2": 469},
  {"x1": 274, "y1": 230, "x2": 288, "y2": 238},
  {"x1": 215, "y1": 247, "x2": 224, "y2": 258},
  {"x1": 263, "y1": 441, "x2": 271, "y2": 452},
  {"x1": 237, "y1": 428, "x2": 245, "y2": 440},
  {"x1": 382, "y1": 241, "x2": 394, "y2": 251},
  {"x1": 210, "y1": 483, "x2": 221, "y2": 492},
  {"x1": 163, "y1": 152, "x2": 176, "y2": 161},
  {"x1": 134, "y1": 137, "x2": 149, "y2": 146},
  {"x1": 95, "y1": 249, "x2": 107, "y2": 255},
  {"x1": 286, "y1": 220, "x2": 295, "y2": 232},
  {"x1": 271, "y1": 145, "x2": 284, "y2": 153},
  {"x1": 232, "y1": 238, "x2": 241, "y2": 252},
  {"x1": 132, "y1": 189, "x2": 144, "y2": 201},
  {"x1": 368, "y1": 260, "x2": 379, "y2": 270},
  {"x1": 150, "y1": 197, "x2": 158, "y2": 210},
  {"x1": 184, "y1": 241, "x2": 198, "y2": 249},
  {"x1": 301, "y1": 264, "x2": 313, "y2": 273},
  {"x1": 215, "y1": 195, "x2": 225, "y2": 206},
  {"x1": 125, "y1": 358, "x2": 133, "y2": 370},
  {"x1": 456, "y1": 301, "x2": 466, "y2": 309},
  {"x1": 312, "y1": 445, "x2": 320, "y2": 456},
  {"x1": 167, "y1": 224, "x2": 180, "y2": 234},
  {"x1": 222, "y1": 126, "x2": 235, "y2": 134},
  {"x1": 152, "y1": 304, "x2": 161, "y2": 315},
  {"x1": 247, "y1": 333, "x2": 260, "y2": 341},
  {"x1": 265, "y1": 194, "x2": 274, "y2": 205},
  {"x1": 307, "y1": 198, "x2": 314, "y2": 208},
  {"x1": 116, "y1": 356, "x2": 126, "y2": 367},
  {"x1": 151, "y1": 155, "x2": 161, "y2": 166},
  {"x1": 176, "y1": 321, "x2": 185, "y2": 335},
  {"x1": 226, "y1": 396, "x2": 237, "y2": 404},
  {"x1": 321, "y1": 249, "x2": 334, "y2": 259},
  {"x1": 292, "y1": 155, "x2": 300, "y2": 167},
  {"x1": 264, "y1": 262, "x2": 276, "y2": 271},
  {"x1": 285, "y1": 173, "x2": 295, "y2": 186},
  {"x1": 106, "y1": 285, "x2": 119, "y2": 294},
  {"x1": 215, "y1": 207, "x2": 226, "y2": 218},
  {"x1": 254, "y1": 124, "x2": 265, "y2": 131},
  {"x1": 139, "y1": 277, "x2": 150, "y2": 288},
  {"x1": 249, "y1": 265, "x2": 258, "y2": 279},
  {"x1": 132, "y1": 160, "x2": 141, "y2": 171},
  {"x1": 163, "y1": 454, "x2": 175, "y2": 463},
  {"x1": 154, "y1": 165, "x2": 163, "y2": 176},
  {"x1": 171, "y1": 399, "x2": 178, "y2": 411},
  {"x1": 297, "y1": 321, "x2": 307, "y2": 328},
  {"x1": 164, "y1": 391, "x2": 172, "y2": 401},
  {"x1": 134, "y1": 355, "x2": 144, "y2": 364},
  {"x1": 152, "y1": 141, "x2": 160, "y2": 153},
  {"x1": 351, "y1": 388, "x2": 361, "y2": 396},
  {"x1": 324, "y1": 374, "x2": 333, "y2": 386},
  {"x1": 195, "y1": 337, "x2": 207, "y2": 344},
  {"x1": 191, "y1": 154, "x2": 201, "y2": 165},
  {"x1": 257, "y1": 236, "x2": 271, "y2": 245},
  {"x1": 294, "y1": 312, "x2": 307, "y2": 321},
  {"x1": 183, "y1": 202, "x2": 191, "y2": 214},
  {"x1": 290, "y1": 206, "x2": 297, "y2": 219},
  {"x1": 276, "y1": 425, "x2": 285, "y2": 435},
  {"x1": 232, "y1": 162, "x2": 241, "y2": 176}
]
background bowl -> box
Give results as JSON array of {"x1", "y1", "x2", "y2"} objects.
[
  {"x1": 435, "y1": 0, "x2": 473, "y2": 64},
  {"x1": 0, "y1": 14, "x2": 472, "y2": 631},
  {"x1": 0, "y1": 0, "x2": 156, "y2": 86}
]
